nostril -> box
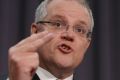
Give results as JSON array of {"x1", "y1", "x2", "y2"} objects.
[
  {"x1": 61, "y1": 31, "x2": 74, "y2": 42},
  {"x1": 61, "y1": 36, "x2": 74, "y2": 42}
]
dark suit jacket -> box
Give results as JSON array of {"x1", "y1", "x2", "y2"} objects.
[{"x1": 32, "y1": 73, "x2": 40, "y2": 80}]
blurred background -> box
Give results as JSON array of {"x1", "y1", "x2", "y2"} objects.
[{"x1": 0, "y1": 0, "x2": 120, "y2": 80}]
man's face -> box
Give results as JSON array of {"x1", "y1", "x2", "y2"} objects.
[{"x1": 34, "y1": 0, "x2": 91, "y2": 70}]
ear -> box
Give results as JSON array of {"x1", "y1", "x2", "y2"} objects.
[
  {"x1": 86, "y1": 38, "x2": 92, "y2": 49},
  {"x1": 31, "y1": 23, "x2": 38, "y2": 34}
]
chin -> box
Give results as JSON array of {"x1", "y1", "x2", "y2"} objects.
[
  {"x1": 54, "y1": 56, "x2": 76, "y2": 70},
  {"x1": 51, "y1": 50, "x2": 76, "y2": 69}
]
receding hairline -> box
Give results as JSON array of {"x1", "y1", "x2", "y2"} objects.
[{"x1": 35, "y1": 0, "x2": 94, "y2": 31}]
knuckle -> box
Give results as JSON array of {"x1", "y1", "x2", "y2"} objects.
[
  {"x1": 8, "y1": 47, "x2": 16, "y2": 59},
  {"x1": 8, "y1": 46, "x2": 15, "y2": 54},
  {"x1": 10, "y1": 54, "x2": 20, "y2": 64},
  {"x1": 8, "y1": 49, "x2": 21, "y2": 64}
]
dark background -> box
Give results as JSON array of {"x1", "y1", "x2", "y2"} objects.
[{"x1": 0, "y1": 0, "x2": 120, "y2": 80}]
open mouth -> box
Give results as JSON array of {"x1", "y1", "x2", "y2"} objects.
[{"x1": 58, "y1": 43, "x2": 73, "y2": 54}]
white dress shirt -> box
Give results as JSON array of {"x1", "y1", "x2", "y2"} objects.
[
  {"x1": 36, "y1": 67, "x2": 73, "y2": 80},
  {"x1": 7, "y1": 67, "x2": 73, "y2": 80}
]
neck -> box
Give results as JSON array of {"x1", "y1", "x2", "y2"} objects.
[{"x1": 39, "y1": 62, "x2": 74, "y2": 79}]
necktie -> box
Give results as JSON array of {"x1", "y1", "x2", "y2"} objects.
[
  {"x1": 56, "y1": 79, "x2": 63, "y2": 80},
  {"x1": 32, "y1": 73, "x2": 40, "y2": 80}
]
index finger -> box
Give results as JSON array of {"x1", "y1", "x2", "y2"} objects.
[
  {"x1": 16, "y1": 33, "x2": 55, "y2": 52},
  {"x1": 16, "y1": 31, "x2": 49, "y2": 47}
]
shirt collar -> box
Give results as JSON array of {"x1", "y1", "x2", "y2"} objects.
[{"x1": 36, "y1": 67, "x2": 73, "y2": 80}]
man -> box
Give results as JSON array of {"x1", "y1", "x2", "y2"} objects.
[{"x1": 8, "y1": 0, "x2": 94, "y2": 80}]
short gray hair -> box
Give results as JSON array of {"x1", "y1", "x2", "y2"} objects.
[{"x1": 35, "y1": 0, "x2": 94, "y2": 32}]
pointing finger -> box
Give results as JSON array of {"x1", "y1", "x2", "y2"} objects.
[
  {"x1": 16, "y1": 33, "x2": 55, "y2": 52},
  {"x1": 16, "y1": 31, "x2": 49, "y2": 47}
]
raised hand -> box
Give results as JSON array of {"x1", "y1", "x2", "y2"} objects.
[{"x1": 8, "y1": 31, "x2": 54, "y2": 80}]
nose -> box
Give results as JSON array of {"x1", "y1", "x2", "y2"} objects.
[{"x1": 60, "y1": 31, "x2": 74, "y2": 42}]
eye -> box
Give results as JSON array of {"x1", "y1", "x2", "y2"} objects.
[
  {"x1": 75, "y1": 26, "x2": 86, "y2": 34},
  {"x1": 50, "y1": 21, "x2": 63, "y2": 29},
  {"x1": 55, "y1": 22, "x2": 61, "y2": 27}
]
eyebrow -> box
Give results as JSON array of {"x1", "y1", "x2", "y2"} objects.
[
  {"x1": 49, "y1": 15, "x2": 66, "y2": 20},
  {"x1": 76, "y1": 20, "x2": 88, "y2": 27},
  {"x1": 47, "y1": 15, "x2": 89, "y2": 28},
  {"x1": 51, "y1": 15, "x2": 87, "y2": 24}
]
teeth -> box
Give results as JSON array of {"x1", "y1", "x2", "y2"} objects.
[
  {"x1": 58, "y1": 43, "x2": 72, "y2": 54},
  {"x1": 61, "y1": 44, "x2": 70, "y2": 50}
]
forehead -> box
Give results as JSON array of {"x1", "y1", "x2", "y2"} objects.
[{"x1": 45, "y1": 0, "x2": 91, "y2": 26}]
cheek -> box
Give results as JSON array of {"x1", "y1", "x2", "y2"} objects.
[
  {"x1": 37, "y1": 40, "x2": 54, "y2": 57},
  {"x1": 74, "y1": 40, "x2": 89, "y2": 62},
  {"x1": 40, "y1": 37, "x2": 58, "y2": 54},
  {"x1": 77, "y1": 39, "x2": 89, "y2": 52}
]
